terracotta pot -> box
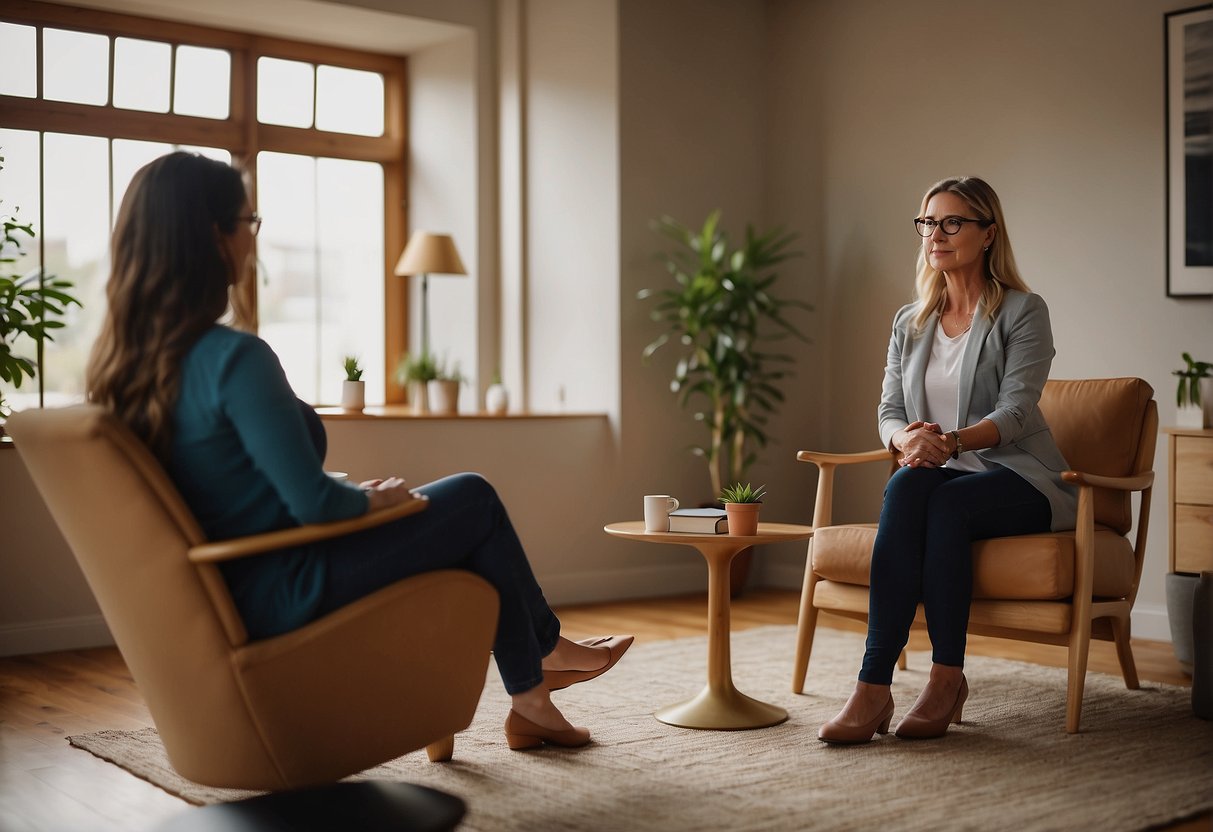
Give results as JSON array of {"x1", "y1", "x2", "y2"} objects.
[{"x1": 724, "y1": 502, "x2": 761, "y2": 536}]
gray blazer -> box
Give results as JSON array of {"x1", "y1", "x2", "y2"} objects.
[{"x1": 877, "y1": 289, "x2": 1077, "y2": 531}]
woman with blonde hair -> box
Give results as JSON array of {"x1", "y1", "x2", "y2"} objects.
[
  {"x1": 88, "y1": 151, "x2": 631, "y2": 751},
  {"x1": 817, "y1": 176, "x2": 1075, "y2": 743}
]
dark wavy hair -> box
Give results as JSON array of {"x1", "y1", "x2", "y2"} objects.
[{"x1": 87, "y1": 152, "x2": 248, "y2": 459}]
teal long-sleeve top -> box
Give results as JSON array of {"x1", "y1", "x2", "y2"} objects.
[{"x1": 167, "y1": 325, "x2": 369, "y2": 638}]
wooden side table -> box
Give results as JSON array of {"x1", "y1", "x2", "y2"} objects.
[
  {"x1": 1165, "y1": 426, "x2": 1213, "y2": 575},
  {"x1": 604, "y1": 521, "x2": 813, "y2": 730}
]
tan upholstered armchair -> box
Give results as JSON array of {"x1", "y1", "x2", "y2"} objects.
[
  {"x1": 792, "y1": 378, "x2": 1157, "y2": 733},
  {"x1": 8, "y1": 405, "x2": 499, "y2": 789}
]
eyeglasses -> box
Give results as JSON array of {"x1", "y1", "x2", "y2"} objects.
[
  {"x1": 237, "y1": 213, "x2": 263, "y2": 236},
  {"x1": 914, "y1": 216, "x2": 990, "y2": 237}
]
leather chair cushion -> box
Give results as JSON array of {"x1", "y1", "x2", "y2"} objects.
[
  {"x1": 1039, "y1": 377, "x2": 1153, "y2": 535},
  {"x1": 812, "y1": 523, "x2": 1136, "y2": 600}
]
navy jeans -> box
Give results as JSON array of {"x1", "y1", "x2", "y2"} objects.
[
  {"x1": 312, "y1": 473, "x2": 561, "y2": 695},
  {"x1": 859, "y1": 465, "x2": 1051, "y2": 685}
]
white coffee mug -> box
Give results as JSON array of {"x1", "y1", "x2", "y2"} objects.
[{"x1": 643, "y1": 494, "x2": 680, "y2": 532}]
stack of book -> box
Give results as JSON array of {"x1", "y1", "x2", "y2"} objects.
[{"x1": 667, "y1": 507, "x2": 728, "y2": 534}]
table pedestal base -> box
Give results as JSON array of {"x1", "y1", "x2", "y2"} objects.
[{"x1": 656, "y1": 684, "x2": 789, "y2": 730}]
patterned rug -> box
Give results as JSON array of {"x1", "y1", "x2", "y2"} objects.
[{"x1": 69, "y1": 626, "x2": 1213, "y2": 831}]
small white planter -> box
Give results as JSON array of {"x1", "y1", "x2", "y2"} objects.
[
  {"x1": 408, "y1": 380, "x2": 428, "y2": 415},
  {"x1": 340, "y1": 380, "x2": 365, "y2": 412},
  {"x1": 485, "y1": 383, "x2": 509, "y2": 415},
  {"x1": 1177, "y1": 378, "x2": 1213, "y2": 429},
  {"x1": 428, "y1": 379, "x2": 460, "y2": 415}
]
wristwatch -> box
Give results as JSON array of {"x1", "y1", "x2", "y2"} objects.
[{"x1": 949, "y1": 430, "x2": 965, "y2": 459}]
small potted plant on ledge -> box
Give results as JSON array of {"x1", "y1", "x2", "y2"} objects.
[
  {"x1": 427, "y1": 357, "x2": 465, "y2": 416},
  {"x1": 719, "y1": 482, "x2": 765, "y2": 536},
  {"x1": 1174, "y1": 352, "x2": 1213, "y2": 429},
  {"x1": 341, "y1": 355, "x2": 365, "y2": 412},
  {"x1": 397, "y1": 351, "x2": 438, "y2": 415}
]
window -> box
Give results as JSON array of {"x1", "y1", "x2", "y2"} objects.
[{"x1": 0, "y1": 3, "x2": 407, "y2": 409}]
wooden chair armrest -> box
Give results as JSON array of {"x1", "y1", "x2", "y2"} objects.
[
  {"x1": 188, "y1": 495, "x2": 430, "y2": 563},
  {"x1": 1060, "y1": 470, "x2": 1154, "y2": 492},
  {"x1": 796, "y1": 448, "x2": 892, "y2": 466}
]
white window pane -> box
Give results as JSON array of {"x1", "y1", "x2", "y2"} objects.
[
  {"x1": 315, "y1": 65, "x2": 384, "y2": 137},
  {"x1": 257, "y1": 151, "x2": 319, "y2": 401},
  {"x1": 0, "y1": 129, "x2": 43, "y2": 412},
  {"x1": 112, "y1": 139, "x2": 173, "y2": 219},
  {"x1": 258, "y1": 57, "x2": 314, "y2": 128},
  {"x1": 40, "y1": 133, "x2": 110, "y2": 406},
  {"x1": 43, "y1": 28, "x2": 109, "y2": 106},
  {"x1": 175, "y1": 45, "x2": 230, "y2": 119},
  {"x1": 317, "y1": 158, "x2": 384, "y2": 404},
  {"x1": 113, "y1": 37, "x2": 170, "y2": 113},
  {"x1": 0, "y1": 23, "x2": 37, "y2": 98}
]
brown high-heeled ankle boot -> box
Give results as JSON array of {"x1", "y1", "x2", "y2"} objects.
[
  {"x1": 895, "y1": 674, "x2": 968, "y2": 739},
  {"x1": 817, "y1": 696, "x2": 895, "y2": 744}
]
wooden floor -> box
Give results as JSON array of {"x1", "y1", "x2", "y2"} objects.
[{"x1": 1, "y1": 589, "x2": 1208, "y2": 831}]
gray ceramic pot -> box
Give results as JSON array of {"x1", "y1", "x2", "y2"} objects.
[{"x1": 1167, "y1": 571, "x2": 1199, "y2": 675}]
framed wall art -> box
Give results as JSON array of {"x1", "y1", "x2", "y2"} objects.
[{"x1": 1166, "y1": 4, "x2": 1213, "y2": 297}]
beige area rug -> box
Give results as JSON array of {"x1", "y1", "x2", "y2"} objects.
[{"x1": 69, "y1": 626, "x2": 1213, "y2": 831}]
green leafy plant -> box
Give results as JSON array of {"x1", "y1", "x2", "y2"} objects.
[
  {"x1": 719, "y1": 482, "x2": 766, "y2": 504},
  {"x1": 433, "y1": 355, "x2": 466, "y2": 385},
  {"x1": 1174, "y1": 352, "x2": 1212, "y2": 408},
  {"x1": 0, "y1": 151, "x2": 81, "y2": 419},
  {"x1": 640, "y1": 210, "x2": 811, "y2": 496},
  {"x1": 396, "y1": 351, "x2": 439, "y2": 385},
  {"x1": 342, "y1": 355, "x2": 363, "y2": 382}
]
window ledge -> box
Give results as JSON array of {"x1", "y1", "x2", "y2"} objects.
[{"x1": 314, "y1": 406, "x2": 607, "y2": 421}]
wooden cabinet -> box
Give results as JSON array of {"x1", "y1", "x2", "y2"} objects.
[{"x1": 1167, "y1": 427, "x2": 1213, "y2": 574}]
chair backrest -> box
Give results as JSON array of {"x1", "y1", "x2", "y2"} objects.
[
  {"x1": 8, "y1": 406, "x2": 282, "y2": 780},
  {"x1": 1038, "y1": 378, "x2": 1157, "y2": 534}
]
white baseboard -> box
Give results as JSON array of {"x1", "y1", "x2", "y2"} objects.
[{"x1": 0, "y1": 614, "x2": 114, "y2": 658}]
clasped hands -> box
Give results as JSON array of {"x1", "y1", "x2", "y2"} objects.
[
  {"x1": 360, "y1": 476, "x2": 418, "y2": 510},
  {"x1": 895, "y1": 421, "x2": 951, "y2": 469}
]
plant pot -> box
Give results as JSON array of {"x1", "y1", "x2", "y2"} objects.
[
  {"x1": 407, "y1": 380, "x2": 429, "y2": 415},
  {"x1": 1177, "y1": 378, "x2": 1213, "y2": 428},
  {"x1": 1167, "y1": 571, "x2": 1199, "y2": 675},
  {"x1": 340, "y1": 380, "x2": 365, "y2": 412},
  {"x1": 427, "y1": 379, "x2": 460, "y2": 415},
  {"x1": 724, "y1": 502, "x2": 761, "y2": 537},
  {"x1": 485, "y1": 383, "x2": 509, "y2": 415}
]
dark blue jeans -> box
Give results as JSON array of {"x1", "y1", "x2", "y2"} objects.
[
  {"x1": 312, "y1": 473, "x2": 561, "y2": 695},
  {"x1": 859, "y1": 465, "x2": 1051, "y2": 685}
]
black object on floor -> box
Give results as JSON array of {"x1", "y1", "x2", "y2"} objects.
[{"x1": 152, "y1": 781, "x2": 466, "y2": 832}]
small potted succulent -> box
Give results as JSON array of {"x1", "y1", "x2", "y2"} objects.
[
  {"x1": 485, "y1": 369, "x2": 509, "y2": 415},
  {"x1": 341, "y1": 355, "x2": 365, "y2": 412},
  {"x1": 397, "y1": 351, "x2": 438, "y2": 415},
  {"x1": 719, "y1": 482, "x2": 766, "y2": 536},
  {"x1": 1174, "y1": 352, "x2": 1212, "y2": 429}
]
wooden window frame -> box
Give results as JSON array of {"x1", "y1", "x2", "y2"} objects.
[{"x1": 0, "y1": 0, "x2": 410, "y2": 402}]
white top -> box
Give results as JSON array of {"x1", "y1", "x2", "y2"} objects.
[{"x1": 923, "y1": 322, "x2": 988, "y2": 472}]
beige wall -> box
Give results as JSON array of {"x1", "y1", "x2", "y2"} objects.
[{"x1": 762, "y1": 0, "x2": 1213, "y2": 638}]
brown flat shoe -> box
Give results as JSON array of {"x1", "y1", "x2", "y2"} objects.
[
  {"x1": 817, "y1": 695, "x2": 895, "y2": 744},
  {"x1": 895, "y1": 674, "x2": 968, "y2": 740},
  {"x1": 504, "y1": 709, "x2": 592, "y2": 750},
  {"x1": 543, "y1": 635, "x2": 634, "y2": 692}
]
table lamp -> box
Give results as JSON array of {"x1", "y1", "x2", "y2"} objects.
[{"x1": 393, "y1": 231, "x2": 467, "y2": 359}]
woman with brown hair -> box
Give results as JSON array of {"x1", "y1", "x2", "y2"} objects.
[{"x1": 88, "y1": 151, "x2": 631, "y2": 750}]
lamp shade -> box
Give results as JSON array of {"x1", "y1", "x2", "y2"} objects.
[{"x1": 393, "y1": 231, "x2": 467, "y2": 277}]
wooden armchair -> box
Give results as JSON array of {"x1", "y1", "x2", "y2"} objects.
[
  {"x1": 792, "y1": 378, "x2": 1157, "y2": 733},
  {"x1": 8, "y1": 405, "x2": 499, "y2": 789}
]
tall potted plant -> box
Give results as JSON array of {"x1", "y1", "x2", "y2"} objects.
[
  {"x1": 0, "y1": 151, "x2": 81, "y2": 432},
  {"x1": 639, "y1": 210, "x2": 811, "y2": 497},
  {"x1": 639, "y1": 211, "x2": 810, "y2": 592}
]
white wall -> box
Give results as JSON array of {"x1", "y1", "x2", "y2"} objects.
[{"x1": 763, "y1": 0, "x2": 1213, "y2": 638}]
